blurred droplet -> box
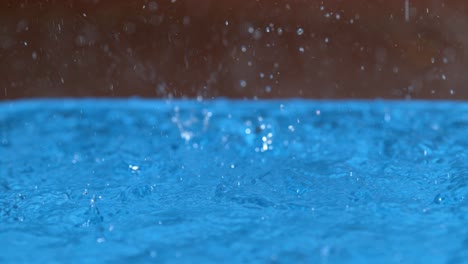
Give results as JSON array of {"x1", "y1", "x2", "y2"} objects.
[
  {"x1": 277, "y1": 27, "x2": 283, "y2": 36},
  {"x1": 240, "y1": 80, "x2": 247, "y2": 88},
  {"x1": 123, "y1": 22, "x2": 136, "y2": 34},
  {"x1": 16, "y1": 19, "x2": 29, "y2": 32},
  {"x1": 148, "y1": 1, "x2": 158, "y2": 11}
]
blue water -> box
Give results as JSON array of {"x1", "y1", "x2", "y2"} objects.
[{"x1": 0, "y1": 99, "x2": 467, "y2": 263}]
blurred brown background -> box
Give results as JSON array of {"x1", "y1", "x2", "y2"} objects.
[{"x1": 0, "y1": 0, "x2": 467, "y2": 100}]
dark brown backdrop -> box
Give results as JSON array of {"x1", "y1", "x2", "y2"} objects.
[{"x1": 1, "y1": 0, "x2": 467, "y2": 99}]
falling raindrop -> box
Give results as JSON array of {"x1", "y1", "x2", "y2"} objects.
[
  {"x1": 148, "y1": 1, "x2": 158, "y2": 11},
  {"x1": 240, "y1": 80, "x2": 247, "y2": 88},
  {"x1": 277, "y1": 27, "x2": 283, "y2": 36},
  {"x1": 297, "y1": 28, "x2": 304, "y2": 36}
]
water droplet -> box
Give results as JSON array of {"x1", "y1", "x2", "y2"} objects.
[
  {"x1": 253, "y1": 29, "x2": 262, "y2": 40},
  {"x1": 148, "y1": 1, "x2": 158, "y2": 11},
  {"x1": 433, "y1": 193, "x2": 445, "y2": 204},
  {"x1": 123, "y1": 22, "x2": 136, "y2": 34},
  {"x1": 297, "y1": 28, "x2": 304, "y2": 35},
  {"x1": 183, "y1": 16, "x2": 190, "y2": 26},
  {"x1": 404, "y1": 0, "x2": 410, "y2": 22},
  {"x1": 240, "y1": 80, "x2": 247, "y2": 88},
  {"x1": 277, "y1": 27, "x2": 283, "y2": 36},
  {"x1": 129, "y1": 165, "x2": 139, "y2": 171},
  {"x1": 180, "y1": 131, "x2": 193, "y2": 142}
]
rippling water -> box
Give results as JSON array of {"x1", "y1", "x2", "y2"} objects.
[{"x1": 0, "y1": 99, "x2": 467, "y2": 263}]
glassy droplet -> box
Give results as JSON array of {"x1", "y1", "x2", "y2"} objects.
[
  {"x1": 240, "y1": 80, "x2": 247, "y2": 88},
  {"x1": 129, "y1": 165, "x2": 139, "y2": 171},
  {"x1": 297, "y1": 28, "x2": 304, "y2": 36},
  {"x1": 433, "y1": 193, "x2": 445, "y2": 204}
]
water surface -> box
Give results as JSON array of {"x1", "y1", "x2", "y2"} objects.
[{"x1": 0, "y1": 99, "x2": 467, "y2": 263}]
